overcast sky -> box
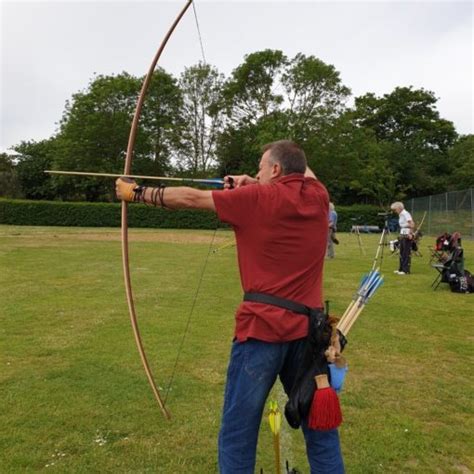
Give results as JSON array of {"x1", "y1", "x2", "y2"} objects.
[{"x1": 1, "y1": 0, "x2": 472, "y2": 153}]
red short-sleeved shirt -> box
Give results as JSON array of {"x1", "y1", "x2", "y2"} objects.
[{"x1": 212, "y1": 174, "x2": 329, "y2": 342}]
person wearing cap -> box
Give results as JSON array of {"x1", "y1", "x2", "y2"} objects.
[
  {"x1": 116, "y1": 140, "x2": 344, "y2": 474},
  {"x1": 390, "y1": 201, "x2": 415, "y2": 275}
]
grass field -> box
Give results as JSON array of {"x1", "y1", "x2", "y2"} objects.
[{"x1": 1, "y1": 225, "x2": 473, "y2": 473}]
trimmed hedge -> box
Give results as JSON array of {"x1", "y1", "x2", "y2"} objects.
[
  {"x1": 0, "y1": 198, "x2": 383, "y2": 231},
  {"x1": 0, "y1": 198, "x2": 220, "y2": 229}
]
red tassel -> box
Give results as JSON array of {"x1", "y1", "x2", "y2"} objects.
[{"x1": 308, "y1": 375, "x2": 342, "y2": 430}]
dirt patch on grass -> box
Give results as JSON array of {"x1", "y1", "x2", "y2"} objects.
[
  {"x1": 454, "y1": 465, "x2": 473, "y2": 474},
  {"x1": 1, "y1": 228, "x2": 232, "y2": 245},
  {"x1": 192, "y1": 367, "x2": 224, "y2": 385}
]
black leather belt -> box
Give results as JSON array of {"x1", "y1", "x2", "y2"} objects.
[
  {"x1": 243, "y1": 291, "x2": 346, "y2": 348},
  {"x1": 243, "y1": 292, "x2": 323, "y2": 318}
]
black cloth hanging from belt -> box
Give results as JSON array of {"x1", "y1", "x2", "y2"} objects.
[{"x1": 243, "y1": 291, "x2": 331, "y2": 429}]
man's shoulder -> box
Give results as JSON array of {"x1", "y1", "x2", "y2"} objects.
[{"x1": 278, "y1": 174, "x2": 326, "y2": 189}]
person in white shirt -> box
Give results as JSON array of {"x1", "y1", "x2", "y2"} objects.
[{"x1": 390, "y1": 202, "x2": 415, "y2": 274}]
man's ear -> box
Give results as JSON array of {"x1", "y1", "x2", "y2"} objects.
[{"x1": 271, "y1": 162, "x2": 282, "y2": 178}]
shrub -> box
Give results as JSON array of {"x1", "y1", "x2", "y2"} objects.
[
  {"x1": 0, "y1": 199, "x2": 220, "y2": 229},
  {"x1": 0, "y1": 199, "x2": 383, "y2": 231}
]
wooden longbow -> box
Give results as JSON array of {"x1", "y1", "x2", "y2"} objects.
[{"x1": 121, "y1": 0, "x2": 193, "y2": 420}]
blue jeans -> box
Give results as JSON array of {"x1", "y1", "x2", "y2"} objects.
[{"x1": 218, "y1": 339, "x2": 344, "y2": 474}]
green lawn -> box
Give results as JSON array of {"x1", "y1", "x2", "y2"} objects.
[{"x1": 1, "y1": 226, "x2": 473, "y2": 473}]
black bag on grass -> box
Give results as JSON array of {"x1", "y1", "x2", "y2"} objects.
[{"x1": 449, "y1": 270, "x2": 474, "y2": 294}]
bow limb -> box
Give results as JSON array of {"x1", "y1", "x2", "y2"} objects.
[
  {"x1": 121, "y1": 0, "x2": 193, "y2": 420},
  {"x1": 413, "y1": 210, "x2": 427, "y2": 238}
]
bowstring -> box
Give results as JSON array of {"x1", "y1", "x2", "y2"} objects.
[
  {"x1": 163, "y1": 0, "x2": 215, "y2": 405},
  {"x1": 163, "y1": 222, "x2": 220, "y2": 404},
  {"x1": 192, "y1": 1, "x2": 207, "y2": 65}
]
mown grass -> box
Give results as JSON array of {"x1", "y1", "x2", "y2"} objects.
[{"x1": 1, "y1": 225, "x2": 472, "y2": 473}]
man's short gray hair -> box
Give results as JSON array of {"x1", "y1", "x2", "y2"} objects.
[
  {"x1": 390, "y1": 201, "x2": 404, "y2": 211},
  {"x1": 262, "y1": 140, "x2": 307, "y2": 175}
]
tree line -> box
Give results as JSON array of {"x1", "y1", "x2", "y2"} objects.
[{"x1": 1, "y1": 50, "x2": 472, "y2": 206}]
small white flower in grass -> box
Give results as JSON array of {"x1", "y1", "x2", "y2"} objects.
[
  {"x1": 94, "y1": 430, "x2": 108, "y2": 446},
  {"x1": 404, "y1": 429, "x2": 409, "y2": 432}
]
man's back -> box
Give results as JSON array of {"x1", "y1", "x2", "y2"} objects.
[{"x1": 213, "y1": 174, "x2": 329, "y2": 342}]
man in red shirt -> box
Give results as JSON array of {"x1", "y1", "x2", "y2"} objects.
[{"x1": 116, "y1": 140, "x2": 344, "y2": 473}]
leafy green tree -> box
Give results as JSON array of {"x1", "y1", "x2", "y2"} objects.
[
  {"x1": 0, "y1": 153, "x2": 14, "y2": 172},
  {"x1": 353, "y1": 87, "x2": 457, "y2": 198},
  {"x1": 56, "y1": 73, "x2": 139, "y2": 171},
  {"x1": 0, "y1": 153, "x2": 22, "y2": 198},
  {"x1": 448, "y1": 134, "x2": 474, "y2": 190},
  {"x1": 222, "y1": 49, "x2": 287, "y2": 125},
  {"x1": 217, "y1": 51, "x2": 351, "y2": 177},
  {"x1": 49, "y1": 73, "x2": 140, "y2": 200},
  {"x1": 8, "y1": 52, "x2": 466, "y2": 207},
  {"x1": 347, "y1": 140, "x2": 396, "y2": 206},
  {"x1": 14, "y1": 140, "x2": 57, "y2": 200},
  {"x1": 303, "y1": 113, "x2": 395, "y2": 206},
  {"x1": 140, "y1": 68, "x2": 185, "y2": 176},
  {"x1": 50, "y1": 70, "x2": 183, "y2": 200},
  {"x1": 216, "y1": 111, "x2": 292, "y2": 176},
  {"x1": 282, "y1": 53, "x2": 351, "y2": 141},
  {"x1": 176, "y1": 63, "x2": 225, "y2": 174}
]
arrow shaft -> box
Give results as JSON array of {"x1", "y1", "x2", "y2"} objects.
[{"x1": 45, "y1": 170, "x2": 223, "y2": 185}]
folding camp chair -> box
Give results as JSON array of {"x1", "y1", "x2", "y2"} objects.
[
  {"x1": 429, "y1": 247, "x2": 448, "y2": 265},
  {"x1": 429, "y1": 232, "x2": 461, "y2": 264},
  {"x1": 431, "y1": 246, "x2": 465, "y2": 290}
]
